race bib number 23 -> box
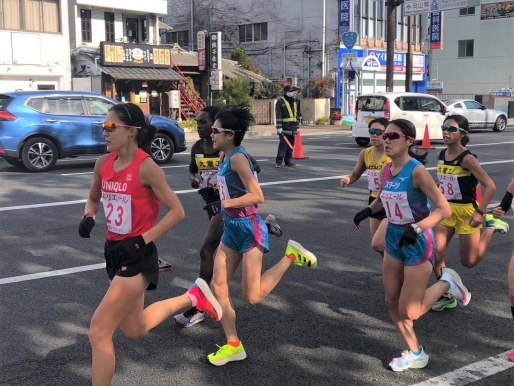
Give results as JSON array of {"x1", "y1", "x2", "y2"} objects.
[{"x1": 102, "y1": 192, "x2": 132, "y2": 235}]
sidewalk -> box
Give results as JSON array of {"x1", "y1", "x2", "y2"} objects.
[{"x1": 184, "y1": 124, "x2": 352, "y2": 141}]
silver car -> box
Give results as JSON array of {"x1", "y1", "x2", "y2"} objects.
[{"x1": 444, "y1": 99, "x2": 507, "y2": 132}]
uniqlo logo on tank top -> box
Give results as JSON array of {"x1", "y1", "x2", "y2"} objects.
[{"x1": 101, "y1": 179, "x2": 132, "y2": 235}]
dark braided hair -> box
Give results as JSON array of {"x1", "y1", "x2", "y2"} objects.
[
  {"x1": 201, "y1": 106, "x2": 220, "y2": 124},
  {"x1": 109, "y1": 103, "x2": 156, "y2": 152}
]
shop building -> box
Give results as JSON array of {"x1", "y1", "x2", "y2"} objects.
[
  {"x1": 69, "y1": 0, "x2": 183, "y2": 115},
  {"x1": 431, "y1": 2, "x2": 514, "y2": 95},
  {"x1": 0, "y1": 0, "x2": 71, "y2": 92}
]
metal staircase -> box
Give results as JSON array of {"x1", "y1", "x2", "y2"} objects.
[{"x1": 170, "y1": 57, "x2": 206, "y2": 121}]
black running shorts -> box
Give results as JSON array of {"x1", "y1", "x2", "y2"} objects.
[{"x1": 104, "y1": 239, "x2": 159, "y2": 290}]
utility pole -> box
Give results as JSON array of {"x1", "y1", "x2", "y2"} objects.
[
  {"x1": 405, "y1": 15, "x2": 413, "y2": 92},
  {"x1": 385, "y1": 0, "x2": 403, "y2": 92},
  {"x1": 321, "y1": 0, "x2": 326, "y2": 77},
  {"x1": 190, "y1": 0, "x2": 194, "y2": 51}
]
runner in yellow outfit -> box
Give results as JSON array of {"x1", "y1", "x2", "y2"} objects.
[
  {"x1": 340, "y1": 118, "x2": 390, "y2": 256},
  {"x1": 432, "y1": 115, "x2": 509, "y2": 311}
]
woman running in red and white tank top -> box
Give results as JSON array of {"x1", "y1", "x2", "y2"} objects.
[{"x1": 79, "y1": 103, "x2": 222, "y2": 386}]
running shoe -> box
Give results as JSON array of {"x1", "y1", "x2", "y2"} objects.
[
  {"x1": 485, "y1": 214, "x2": 509, "y2": 234},
  {"x1": 208, "y1": 342, "x2": 247, "y2": 366},
  {"x1": 440, "y1": 268, "x2": 471, "y2": 306},
  {"x1": 389, "y1": 347, "x2": 429, "y2": 371},
  {"x1": 174, "y1": 306, "x2": 205, "y2": 327},
  {"x1": 275, "y1": 164, "x2": 281, "y2": 168},
  {"x1": 285, "y1": 163, "x2": 297, "y2": 167},
  {"x1": 265, "y1": 214, "x2": 283, "y2": 237},
  {"x1": 286, "y1": 240, "x2": 317, "y2": 269},
  {"x1": 158, "y1": 258, "x2": 171, "y2": 272},
  {"x1": 186, "y1": 278, "x2": 222, "y2": 322},
  {"x1": 431, "y1": 293, "x2": 458, "y2": 312},
  {"x1": 508, "y1": 351, "x2": 514, "y2": 362}
]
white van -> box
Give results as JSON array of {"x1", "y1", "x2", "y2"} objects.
[{"x1": 352, "y1": 92, "x2": 448, "y2": 146}]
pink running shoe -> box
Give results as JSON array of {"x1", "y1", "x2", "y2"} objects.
[
  {"x1": 186, "y1": 278, "x2": 222, "y2": 322},
  {"x1": 508, "y1": 351, "x2": 514, "y2": 362}
]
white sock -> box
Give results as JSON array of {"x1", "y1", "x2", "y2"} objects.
[{"x1": 439, "y1": 272, "x2": 453, "y2": 293}]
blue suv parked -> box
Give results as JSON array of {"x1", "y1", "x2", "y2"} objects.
[{"x1": 0, "y1": 91, "x2": 186, "y2": 172}]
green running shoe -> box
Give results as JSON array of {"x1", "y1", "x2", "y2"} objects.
[
  {"x1": 485, "y1": 214, "x2": 509, "y2": 234},
  {"x1": 208, "y1": 342, "x2": 247, "y2": 366},
  {"x1": 286, "y1": 240, "x2": 317, "y2": 269},
  {"x1": 432, "y1": 294, "x2": 458, "y2": 312}
]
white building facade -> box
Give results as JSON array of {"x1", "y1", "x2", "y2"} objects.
[
  {"x1": 430, "y1": 2, "x2": 514, "y2": 96},
  {"x1": 69, "y1": 0, "x2": 168, "y2": 91},
  {"x1": 0, "y1": 0, "x2": 71, "y2": 92}
]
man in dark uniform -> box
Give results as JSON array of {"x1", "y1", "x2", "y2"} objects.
[{"x1": 275, "y1": 85, "x2": 300, "y2": 168}]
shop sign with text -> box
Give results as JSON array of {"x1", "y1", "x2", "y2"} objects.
[{"x1": 100, "y1": 42, "x2": 171, "y2": 67}]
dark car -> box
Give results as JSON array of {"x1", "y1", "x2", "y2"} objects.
[{"x1": 0, "y1": 91, "x2": 186, "y2": 172}]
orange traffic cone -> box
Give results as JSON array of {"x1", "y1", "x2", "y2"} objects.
[
  {"x1": 476, "y1": 184, "x2": 482, "y2": 205},
  {"x1": 420, "y1": 124, "x2": 435, "y2": 150},
  {"x1": 293, "y1": 130, "x2": 309, "y2": 159}
]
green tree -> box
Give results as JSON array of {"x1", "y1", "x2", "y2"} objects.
[
  {"x1": 253, "y1": 81, "x2": 280, "y2": 100},
  {"x1": 216, "y1": 76, "x2": 252, "y2": 106},
  {"x1": 230, "y1": 45, "x2": 261, "y2": 74}
]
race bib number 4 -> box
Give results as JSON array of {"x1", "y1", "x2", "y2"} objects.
[
  {"x1": 367, "y1": 170, "x2": 381, "y2": 192},
  {"x1": 102, "y1": 191, "x2": 132, "y2": 235},
  {"x1": 380, "y1": 190, "x2": 415, "y2": 225},
  {"x1": 437, "y1": 173, "x2": 462, "y2": 200}
]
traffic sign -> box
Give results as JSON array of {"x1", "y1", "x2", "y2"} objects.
[
  {"x1": 427, "y1": 80, "x2": 443, "y2": 94},
  {"x1": 343, "y1": 53, "x2": 358, "y2": 62},
  {"x1": 341, "y1": 31, "x2": 359, "y2": 50},
  {"x1": 405, "y1": 0, "x2": 468, "y2": 15}
]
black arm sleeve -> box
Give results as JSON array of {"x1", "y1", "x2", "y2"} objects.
[{"x1": 499, "y1": 191, "x2": 513, "y2": 213}]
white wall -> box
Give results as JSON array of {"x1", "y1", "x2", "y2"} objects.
[
  {"x1": 0, "y1": 0, "x2": 71, "y2": 92},
  {"x1": 71, "y1": 5, "x2": 159, "y2": 48},
  {"x1": 431, "y1": 8, "x2": 514, "y2": 94},
  {"x1": 76, "y1": 0, "x2": 166, "y2": 14}
]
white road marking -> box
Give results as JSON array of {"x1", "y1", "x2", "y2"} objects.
[
  {"x1": 0, "y1": 263, "x2": 105, "y2": 285},
  {"x1": 412, "y1": 350, "x2": 514, "y2": 386},
  {"x1": 434, "y1": 141, "x2": 514, "y2": 149},
  {"x1": 3, "y1": 159, "x2": 514, "y2": 212},
  {"x1": 59, "y1": 159, "x2": 270, "y2": 176}
]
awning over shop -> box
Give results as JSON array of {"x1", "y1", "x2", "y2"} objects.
[
  {"x1": 97, "y1": 65, "x2": 183, "y2": 81},
  {"x1": 158, "y1": 20, "x2": 173, "y2": 31}
]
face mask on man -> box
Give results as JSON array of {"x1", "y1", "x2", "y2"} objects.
[{"x1": 286, "y1": 92, "x2": 295, "y2": 98}]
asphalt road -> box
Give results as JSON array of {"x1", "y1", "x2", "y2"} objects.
[{"x1": 0, "y1": 128, "x2": 513, "y2": 386}]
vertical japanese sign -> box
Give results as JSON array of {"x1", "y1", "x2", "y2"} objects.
[
  {"x1": 429, "y1": 12, "x2": 444, "y2": 50},
  {"x1": 197, "y1": 31, "x2": 206, "y2": 71},
  {"x1": 211, "y1": 70, "x2": 223, "y2": 90},
  {"x1": 209, "y1": 31, "x2": 222, "y2": 71},
  {"x1": 339, "y1": 0, "x2": 351, "y2": 35}
]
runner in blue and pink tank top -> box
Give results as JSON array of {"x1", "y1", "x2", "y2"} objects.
[
  {"x1": 205, "y1": 105, "x2": 318, "y2": 367},
  {"x1": 353, "y1": 119, "x2": 471, "y2": 372}
]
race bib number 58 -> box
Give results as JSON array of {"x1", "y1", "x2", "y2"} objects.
[
  {"x1": 102, "y1": 192, "x2": 132, "y2": 234},
  {"x1": 437, "y1": 173, "x2": 462, "y2": 200}
]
